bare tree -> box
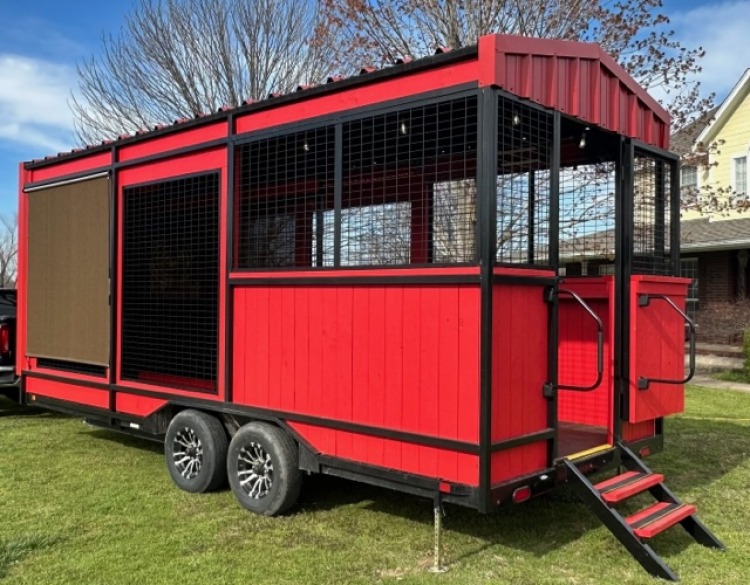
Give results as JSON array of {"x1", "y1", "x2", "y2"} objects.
[
  {"x1": 319, "y1": 0, "x2": 712, "y2": 129},
  {"x1": 0, "y1": 213, "x2": 18, "y2": 288},
  {"x1": 72, "y1": 0, "x2": 331, "y2": 144}
]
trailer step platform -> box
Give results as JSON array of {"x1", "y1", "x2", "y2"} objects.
[{"x1": 565, "y1": 442, "x2": 724, "y2": 581}]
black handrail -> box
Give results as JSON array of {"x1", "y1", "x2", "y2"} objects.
[
  {"x1": 637, "y1": 294, "x2": 696, "y2": 390},
  {"x1": 558, "y1": 288, "x2": 604, "y2": 392}
]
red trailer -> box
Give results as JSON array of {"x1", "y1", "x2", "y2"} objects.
[{"x1": 17, "y1": 34, "x2": 721, "y2": 579}]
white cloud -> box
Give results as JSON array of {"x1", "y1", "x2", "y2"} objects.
[
  {"x1": 671, "y1": 1, "x2": 750, "y2": 100},
  {"x1": 0, "y1": 54, "x2": 77, "y2": 154}
]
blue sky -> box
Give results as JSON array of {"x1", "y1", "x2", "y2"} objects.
[{"x1": 1, "y1": 0, "x2": 750, "y2": 215}]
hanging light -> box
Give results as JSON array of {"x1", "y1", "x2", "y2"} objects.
[
  {"x1": 512, "y1": 110, "x2": 520, "y2": 126},
  {"x1": 579, "y1": 127, "x2": 590, "y2": 149},
  {"x1": 400, "y1": 121, "x2": 409, "y2": 135},
  {"x1": 302, "y1": 142, "x2": 310, "y2": 152}
]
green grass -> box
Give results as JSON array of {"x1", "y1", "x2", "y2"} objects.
[
  {"x1": 1, "y1": 386, "x2": 748, "y2": 585},
  {"x1": 712, "y1": 369, "x2": 750, "y2": 384}
]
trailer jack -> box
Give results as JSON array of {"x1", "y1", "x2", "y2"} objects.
[{"x1": 428, "y1": 492, "x2": 449, "y2": 573}]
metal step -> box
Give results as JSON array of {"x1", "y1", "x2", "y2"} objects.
[
  {"x1": 563, "y1": 442, "x2": 724, "y2": 581},
  {"x1": 627, "y1": 502, "x2": 697, "y2": 539},
  {"x1": 595, "y1": 470, "x2": 665, "y2": 504}
]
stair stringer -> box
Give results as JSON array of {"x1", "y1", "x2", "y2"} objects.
[{"x1": 564, "y1": 459, "x2": 679, "y2": 581}]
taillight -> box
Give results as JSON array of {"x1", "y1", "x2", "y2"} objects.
[{"x1": 0, "y1": 324, "x2": 9, "y2": 356}]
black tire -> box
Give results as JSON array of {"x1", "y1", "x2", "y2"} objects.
[
  {"x1": 165, "y1": 409, "x2": 228, "y2": 493},
  {"x1": 227, "y1": 422, "x2": 302, "y2": 516}
]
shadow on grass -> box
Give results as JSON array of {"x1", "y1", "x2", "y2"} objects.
[
  {"x1": 0, "y1": 397, "x2": 69, "y2": 419},
  {"x1": 297, "y1": 417, "x2": 747, "y2": 563},
  {"x1": 85, "y1": 428, "x2": 163, "y2": 454}
]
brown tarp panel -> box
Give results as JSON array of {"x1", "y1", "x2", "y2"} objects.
[{"x1": 27, "y1": 176, "x2": 110, "y2": 366}]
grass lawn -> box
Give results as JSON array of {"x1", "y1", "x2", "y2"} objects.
[{"x1": 1, "y1": 385, "x2": 748, "y2": 585}]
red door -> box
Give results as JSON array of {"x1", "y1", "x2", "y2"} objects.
[{"x1": 628, "y1": 276, "x2": 691, "y2": 423}]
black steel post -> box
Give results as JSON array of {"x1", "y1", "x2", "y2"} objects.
[{"x1": 477, "y1": 88, "x2": 498, "y2": 512}]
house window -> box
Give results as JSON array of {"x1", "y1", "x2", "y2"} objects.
[
  {"x1": 680, "y1": 257, "x2": 699, "y2": 321},
  {"x1": 734, "y1": 156, "x2": 747, "y2": 195},
  {"x1": 681, "y1": 165, "x2": 698, "y2": 194}
]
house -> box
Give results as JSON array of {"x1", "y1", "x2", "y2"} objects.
[{"x1": 673, "y1": 69, "x2": 750, "y2": 342}]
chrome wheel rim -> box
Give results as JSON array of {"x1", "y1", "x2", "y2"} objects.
[
  {"x1": 172, "y1": 427, "x2": 203, "y2": 480},
  {"x1": 237, "y1": 442, "x2": 273, "y2": 499}
]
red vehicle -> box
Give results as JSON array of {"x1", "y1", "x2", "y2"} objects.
[{"x1": 17, "y1": 34, "x2": 721, "y2": 580}]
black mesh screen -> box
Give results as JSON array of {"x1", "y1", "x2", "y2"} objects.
[
  {"x1": 235, "y1": 127, "x2": 335, "y2": 269},
  {"x1": 234, "y1": 96, "x2": 478, "y2": 269},
  {"x1": 121, "y1": 173, "x2": 219, "y2": 391},
  {"x1": 341, "y1": 97, "x2": 478, "y2": 265},
  {"x1": 496, "y1": 96, "x2": 552, "y2": 265},
  {"x1": 632, "y1": 151, "x2": 674, "y2": 275},
  {"x1": 558, "y1": 161, "x2": 617, "y2": 274}
]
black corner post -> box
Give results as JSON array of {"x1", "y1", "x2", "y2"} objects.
[
  {"x1": 477, "y1": 88, "x2": 498, "y2": 513},
  {"x1": 670, "y1": 157, "x2": 681, "y2": 275},
  {"x1": 225, "y1": 114, "x2": 236, "y2": 403},
  {"x1": 108, "y1": 146, "x2": 118, "y2": 422},
  {"x1": 333, "y1": 123, "x2": 343, "y2": 268},
  {"x1": 614, "y1": 139, "x2": 635, "y2": 433},
  {"x1": 545, "y1": 111, "x2": 561, "y2": 462}
]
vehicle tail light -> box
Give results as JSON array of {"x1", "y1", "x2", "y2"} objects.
[
  {"x1": 0, "y1": 324, "x2": 9, "y2": 356},
  {"x1": 512, "y1": 486, "x2": 532, "y2": 504}
]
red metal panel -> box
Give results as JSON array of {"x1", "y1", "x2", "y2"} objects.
[
  {"x1": 235, "y1": 60, "x2": 479, "y2": 136},
  {"x1": 115, "y1": 393, "x2": 168, "y2": 417},
  {"x1": 26, "y1": 377, "x2": 108, "y2": 409},
  {"x1": 29, "y1": 151, "x2": 111, "y2": 183},
  {"x1": 478, "y1": 34, "x2": 670, "y2": 148},
  {"x1": 622, "y1": 420, "x2": 656, "y2": 442},
  {"x1": 289, "y1": 422, "x2": 479, "y2": 486},
  {"x1": 118, "y1": 122, "x2": 228, "y2": 162},
  {"x1": 629, "y1": 276, "x2": 690, "y2": 422}
]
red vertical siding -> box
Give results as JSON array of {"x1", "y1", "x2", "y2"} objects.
[
  {"x1": 231, "y1": 270, "x2": 481, "y2": 486},
  {"x1": 629, "y1": 276, "x2": 690, "y2": 422},
  {"x1": 490, "y1": 269, "x2": 552, "y2": 483},
  {"x1": 558, "y1": 277, "x2": 614, "y2": 432}
]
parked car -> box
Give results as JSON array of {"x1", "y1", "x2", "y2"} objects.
[{"x1": 0, "y1": 289, "x2": 18, "y2": 401}]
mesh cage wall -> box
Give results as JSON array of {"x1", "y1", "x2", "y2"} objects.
[
  {"x1": 496, "y1": 96, "x2": 552, "y2": 265},
  {"x1": 121, "y1": 173, "x2": 220, "y2": 391},
  {"x1": 233, "y1": 96, "x2": 478, "y2": 269},
  {"x1": 558, "y1": 161, "x2": 618, "y2": 275},
  {"x1": 341, "y1": 96, "x2": 478, "y2": 266},
  {"x1": 235, "y1": 127, "x2": 335, "y2": 269},
  {"x1": 632, "y1": 151, "x2": 674, "y2": 276}
]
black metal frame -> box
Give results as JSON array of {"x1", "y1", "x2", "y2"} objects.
[{"x1": 20, "y1": 69, "x2": 686, "y2": 517}]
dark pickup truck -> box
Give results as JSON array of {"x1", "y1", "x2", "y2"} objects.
[{"x1": 0, "y1": 289, "x2": 18, "y2": 401}]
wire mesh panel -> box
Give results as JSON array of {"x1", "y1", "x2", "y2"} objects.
[
  {"x1": 496, "y1": 96, "x2": 552, "y2": 265},
  {"x1": 558, "y1": 162, "x2": 617, "y2": 275},
  {"x1": 632, "y1": 151, "x2": 674, "y2": 275},
  {"x1": 341, "y1": 96, "x2": 478, "y2": 266},
  {"x1": 121, "y1": 173, "x2": 220, "y2": 391},
  {"x1": 235, "y1": 127, "x2": 335, "y2": 269}
]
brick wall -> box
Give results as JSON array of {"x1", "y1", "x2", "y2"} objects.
[{"x1": 695, "y1": 251, "x2": 733, "y2": 306}]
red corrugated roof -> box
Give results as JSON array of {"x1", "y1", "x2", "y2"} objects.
[{"x1": 478, "y1": 34, "x2": 671, "y2": 148}]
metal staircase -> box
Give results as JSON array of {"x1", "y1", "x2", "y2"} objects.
[{"x1": 564, "y1": 442, "x2": 724, "y2": 581}]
